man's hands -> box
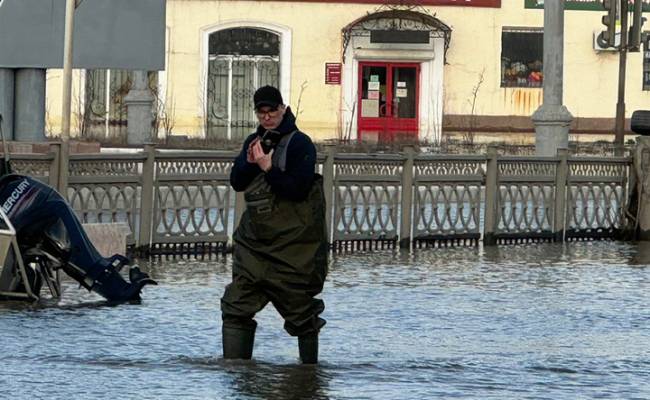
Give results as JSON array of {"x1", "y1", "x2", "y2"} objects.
[
  {"x1": 246, "y1": 137, "x2": 257, "y2": 163},
  {"x1": 247, "y1": 137, "x2": 273, "y2": 172}
]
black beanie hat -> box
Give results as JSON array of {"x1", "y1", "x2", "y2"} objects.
[{"x1": 254, "y1": 86, "x2": 284, "y2": 110}]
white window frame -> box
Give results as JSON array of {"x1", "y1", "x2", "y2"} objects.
[
  {"x1": 200, "y1": 21, "x2": 292, "y2": 138},
  {"x1": 341, "y1": 36, "x2": 445, "y2": 144}
]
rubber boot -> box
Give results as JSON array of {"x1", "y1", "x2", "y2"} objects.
[
  {"x1": 298, "y1": 333, "x2": 318, "y2": 364},
  {"x1": 222, "y1": 326, "x2": 255, "y2": 360}
]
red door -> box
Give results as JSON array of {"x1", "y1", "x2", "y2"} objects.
[{"x1": 357, "y1": 62, "x2": 420, "y2": 142}]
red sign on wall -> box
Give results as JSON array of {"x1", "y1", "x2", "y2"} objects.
[
  {"x1": 325, "y1": 63, "x2": 342, "y2": 85},
  {"x1": 255, "y1": 0, "x2": 500, "y2": 6}
]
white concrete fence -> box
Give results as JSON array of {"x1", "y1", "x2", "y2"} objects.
[{"x1": 7, "y1": 141, "x2": 645, "y2": 256}]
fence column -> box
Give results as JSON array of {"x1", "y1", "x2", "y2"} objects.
[
  {"x1": 48, "y1": 142, "x2": 61, "y2": 189},
  {"x1": 635, "y1": 136, "x2": 650, "y2": 240},
  {"x1": 322, "y1": 144, "x2": 336, "y2": 245},
  {"x1": 137, "y1": 143, "x2": 156, "y2": 254},
  {"x1": 483, "y1": 146, "x2": 499, "y2": 245},
  {"x1": 553, "y1": 148, "x2": 568, "y2": 241},
  {"x1": 399, "y1": 146, "x2": 415, "y2": 248}
]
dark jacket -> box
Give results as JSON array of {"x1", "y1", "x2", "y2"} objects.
[{"x1": 230, "y1": 107, "x2": 317, "y2": 201}]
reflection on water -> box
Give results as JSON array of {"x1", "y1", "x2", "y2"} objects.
[
  {"x1": 630, "y1": 241, "x2": 650, "y2": 265},
  {"x1": 224, "y1": 362, "x2": 330, "y2": 400},
  {"x1": 0, "y1": 241, "x2": 648, "y2": 399}
]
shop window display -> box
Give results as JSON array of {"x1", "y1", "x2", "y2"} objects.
[{"x1": 501, "y1": 28, "x2": 544, "y2": 88}]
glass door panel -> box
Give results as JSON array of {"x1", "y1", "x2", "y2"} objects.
[
  {"x1": 392, "y1": 66, "x2": 417, "y2": 119},
  {"x1": 360, "y1": 65, "x2": 387, "y2": 118}
]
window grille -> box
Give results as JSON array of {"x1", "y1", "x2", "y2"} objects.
[
  {"x1": 209, "y1": 28, "x2": 279, "y2": 56},
  {"x1": 84, "y1": 70, "x2": 158, "y2": 140},
  {"x1": 207, "y1": 28, "x2": 281, "y2": 140}
]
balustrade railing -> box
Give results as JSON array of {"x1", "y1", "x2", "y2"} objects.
[{"x1": 6, "y1": 143, "x2": 636, "y2": 254}]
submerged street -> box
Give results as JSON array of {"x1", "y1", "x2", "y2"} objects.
[{"x1": 0, "y1": 241, "x2": 648, "y2": 399}]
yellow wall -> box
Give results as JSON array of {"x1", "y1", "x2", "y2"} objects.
[
  {"x1": 45, "y1": 69, "x2": 84, "y2": 136},
  {"x1": 164, "y1": 0, "x2": 349, "y2": 139},
  {"x1": 45, "y1": 1, "x2": 650, "y2": 140},
  {"x1": 440, "y1": 2, "x2": 649, "y2": 121}
]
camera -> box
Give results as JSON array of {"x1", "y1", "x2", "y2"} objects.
[{"x1": 261, "y1": 130, "x2": 282, "y2": 153}]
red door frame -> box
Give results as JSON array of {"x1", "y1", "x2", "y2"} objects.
[{"x1": 357, "y1": 61, "x2": 420, "y2": 141}]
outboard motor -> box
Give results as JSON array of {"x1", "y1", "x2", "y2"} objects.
[{"x1": 0, "y1": 174, "x2": 156, "y2": 302}]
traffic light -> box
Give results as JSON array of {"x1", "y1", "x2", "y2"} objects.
[
  {"x1": 629, "y1": 0, "x2": 645, "y2": 52},
  {"x1": 597, "y1": 0, "x2": 618, "y2": 48}
]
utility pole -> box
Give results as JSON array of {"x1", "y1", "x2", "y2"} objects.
[
  {"x1": 59, "y1": 0, "x2": 78, "y2": 194},
  {"x1": 614, "y1": 0, "x2": 629, "y2": 148},
  {"x1": 602, "y1": 0, "x2": 645, "y2": 149},
  {"x1": 532, "y1": 0, "x2": 573, "y2": 156},
  {"x1": 61, "y1": 0, "x2": 77, "y2": 144}
]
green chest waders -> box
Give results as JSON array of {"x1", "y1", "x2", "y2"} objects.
[{"x1": 221, "y1": 131, "x2": 328, "y2": 362}]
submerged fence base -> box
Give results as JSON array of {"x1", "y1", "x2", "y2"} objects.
[
  {"x1": 132, "y1": 242, "x2": 229, "y2": 258},
  {"x1": 332, "y1": 239, "x2": 397, "y2": 252},
  {"x1": 565, "y1": 229, "x2": 626, "y2": 241},
  {"x1": 414, "y1": 237, "x2": 480, "y2": 248}
]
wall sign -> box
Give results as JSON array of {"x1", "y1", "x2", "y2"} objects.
[
  {"x1": 325, "y1": 63, "x2": 342, "y2": 85},
  {"x1": 256, "y1": 0, "x2": 500, "y2": 6}
]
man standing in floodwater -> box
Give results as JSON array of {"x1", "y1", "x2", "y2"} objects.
[{"x1": 220, "y1": 85, "x2": 328, "y2": 364}]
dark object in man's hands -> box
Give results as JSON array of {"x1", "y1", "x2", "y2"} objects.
[{"x1": 261, "y1": 130, "x2": 282, "y2": 154}]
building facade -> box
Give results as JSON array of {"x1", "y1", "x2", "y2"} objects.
[{"x1": 45, "y1": 0, "x2": 650, "y2": 143}]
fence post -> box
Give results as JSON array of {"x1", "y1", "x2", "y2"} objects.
[
  {"x1": 399, "y1": 146, "x2": 415, "y2": 248},
  {"x1": 322, "y1": 144, "x2": 336, "y2": 245},
  {"x1": 553, "y1": 148, "x2": 569, "y2": 242},
  {"x1": 483, "y1": 146, "x2": 499, "y2": 245},
  {"x1": 634, "y1": 136, "x2": 650, "y2": 240},
  {"x1": 48, "y1": 142, "x2": 61, "y2": 189},
  {"x1": 137, "y1": 142, "x2": 156, "y2": 254}
]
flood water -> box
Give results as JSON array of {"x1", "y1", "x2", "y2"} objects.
[{"x1": 1, "y1": 241, "x2": 649, "y2": 399}]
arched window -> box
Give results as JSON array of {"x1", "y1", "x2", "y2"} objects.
[{"x1": 207, "y1": 28, "x2": 280, "y2": 140}]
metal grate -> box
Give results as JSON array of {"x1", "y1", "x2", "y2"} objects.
[
  {"x1": 84, "y1": 69, "x2": 158, "y2": 140},
  {"x1": 207, "y1": 28, "x2": 280, "y2": 140}
]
